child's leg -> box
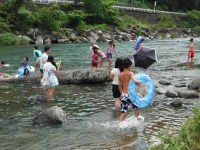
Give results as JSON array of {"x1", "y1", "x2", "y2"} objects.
[
  {"x1": 99, "y1": 59, "x2": 103, "y2": 68},
  {"x1": 119, "y1": 113, "x2": 127, "y2": 122},
  {"x1": 141, "y1": 84, "x2": 146, "y2": 97},
  {"x1": 108, "y1": 58, "x2": 112, "y2": 71},
  {"x1": 49, "y1": 87, "x2": 55, "y2": 100},
  {"x1": 135, "y1": 109, "x2": 139, "y2": 120},
  {"x1": 114, "y1": 98, "x2": 120, "y2": 109}
]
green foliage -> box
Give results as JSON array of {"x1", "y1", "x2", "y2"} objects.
[
  {"x1": 0, "y1": 33, "x2": 29, "y2": 46},
  {"x1": 156, "y1": 15, "x2": 177, "y2": 28},
  {"x1": 37, "y1": 5, "x2": 66, "y2": 32},
  {"x1": 149, "y1": 108, "x2": 200, "y2": 150},
  {"x1": 193, "y1": 26, "x2": 200, "y2": 35},
  {"x1": 184, "y1": 10, "x2": 200, "y2": 28},
  {"x1": 0, "y1": 21, "x2": 10, "y2": 33}
]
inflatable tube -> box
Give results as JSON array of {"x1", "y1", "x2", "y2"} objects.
[
  {"x1": 14, "y1": 72, "x2": 24, "y2": 78},
  {"x1": 17, "y1": 66, "x2": 35, "y2": 73},
  {"x1": 135, "y1": 36, "x2": 142, "y2": 51},
  {"x1": 128, "y1": 74, "x2": 155, "y2": 108}
]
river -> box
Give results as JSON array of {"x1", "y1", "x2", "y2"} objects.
[{"x1": 0, "y1": 38, "x2": 200, "y2": 149}]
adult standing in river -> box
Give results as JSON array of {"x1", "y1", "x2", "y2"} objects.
[
  {"x1": 187, "y1": 38, "x2": 194, "y2": 63},
  {"x1": 33, "y1": 45, "x2": 42, "y2": 75},
  {"x1": 40, "y1": 46, "x2": 51, "y2": 77}
]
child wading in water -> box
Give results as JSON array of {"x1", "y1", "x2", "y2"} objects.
[
  {"x1": 93, "y1": 46, "x2": 106, "y2": 68},
  {"x1": 118, "y1": 58, "x2": 141, "y2": 122},
  {"x1": 91, "y1": 49, "x2": 98, "y2": 68},
  {"x1": 110, "y1": 58, "x2": 124, "y2": 110},
  {"x1": 187, "y1": 38, "x2": 194, "y2": 63},
  {"x1": 20, "y1": 57, "x2": 29, "y2": 68},
  {"x1": 42, "y1": 55, "x2": 61, "y2": 101},
  {"x1": 107, "y1": 41, "x2": 119, "y2": 71}
]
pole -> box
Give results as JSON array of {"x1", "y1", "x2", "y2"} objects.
[{"x1": 154, "y1": 1, "x2": 156, "y2": 13}]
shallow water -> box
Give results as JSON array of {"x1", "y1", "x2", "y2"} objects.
[{"x1": 0, "y1": 38, "x2": 200, "y2": 149}]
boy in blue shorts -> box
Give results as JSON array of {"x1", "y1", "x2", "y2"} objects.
[{"x1": 118, "y1": 58, "x2": 140, "y2": 122}]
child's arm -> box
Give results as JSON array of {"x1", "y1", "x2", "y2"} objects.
[
  {"x1": 130, "y1": 72, "x2": 140, "y2": 85},
  {"x1": 113, "y1": 47, "x2": 119, "y2": 57},
  {"x1": 118, "y1": 75, "x2": 123, "y2": 94}
]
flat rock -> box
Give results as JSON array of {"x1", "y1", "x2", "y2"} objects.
[
  {"x1": 188, "y1": 78, "x2": 200, "y2": 89},
  {"x1": 28, "y1": 95, "x2": 45, "y2": 102},
  {"x1": 175, "y1": 83, "x2": 186, "y2": 88},
  {"x1": 0, "y1": 86, "x2": 10, "y2": 90}
]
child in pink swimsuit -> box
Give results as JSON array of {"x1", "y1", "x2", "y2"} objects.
[
  {"x1": 107, "y1": 41, "x2": 119, "y2": 71},
  {"x1": 93, "y1": 46, "x2": 106, "y2": 68}
]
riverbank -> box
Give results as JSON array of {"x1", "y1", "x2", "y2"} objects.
[{"x1": 2, "y1": 27, "x2": 196, "y2": 46}]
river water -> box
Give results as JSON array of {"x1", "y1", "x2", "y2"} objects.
[{"x1": 0, "y1": 39, "x2": 200, "y2": 149}]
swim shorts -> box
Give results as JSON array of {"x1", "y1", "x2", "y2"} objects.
[
  {"x1": 120, "y1": 93, "x2": 139, "y2": 113},
  {"x1": 107, "y1": 53, "x2": 112, "y2": 59},
  {"x1": 112, "y1": 84, "x2": 121, "y2": 98},
  {"x1": 35, "y1": 57, "x2": 40, "y2": 65},
  {"x1": 188, "y1": 50, "x2": 194, "y2": 58},
  {"x1": 91, "y1": 61, "x2": 98, "y2": 67}
]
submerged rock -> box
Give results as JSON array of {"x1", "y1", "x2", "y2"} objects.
[
  {"x1": 178, "y1": 91, "x2": 199, "y2": 99},
  {"x1": 165, "y1": 91, "x2": 178, "y2": 98},
  {"x1": 159, "y1": 80, "x2": 171, "y2": 85},
  {"x1": 188, "y1": 78, "x2": 200, "y2": 89},
  {"x1": 170, "y1": 98, "x2": 182, "y2": 107},
  {"x1": 28, "y1": 95, "x2": 45, "y2": 103},
  {"x1": 155, "y1": 88, "x2": 166, "y2": 94},
  {"x1": 33, "y1": 106, "x2": 68, "y2": 125},
  {"x1": 0, "y1": 85, "x2": 10, "y2": 90}
]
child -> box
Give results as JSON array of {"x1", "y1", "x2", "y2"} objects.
[
  {"x1": 118, "y1": 58, "x2": 141, "y2": 122},
  {"x1": 93, "y1": 46, "x2": 106, "y2": 68},
  {"x1": 110, "y1": 58, "x2": 124, "y2": 110},
  {"x1": 91, "y1": 49, "x2": 98, "y2": 68},
  {"x1": 33, "y1": 45, "x2": 42, "y2": 74},
  {"x1": 187, "y1": 38, "x2": 194, "y2": 63},
  {"x1": 107, "y1": 41, "x2": 119, "y2": 71},
  {"x1": 42, "y1": 55, "x2": 60, "y2": 101},
  {"x1": 20, "y1": 57, "x2": 29, "y2": 68},
  {"x1": 23, "y1": 68, "x2": 30, "y2": 76},
  {"x1": 0, "y1": 61, "x2": 5, "y2": 66}
]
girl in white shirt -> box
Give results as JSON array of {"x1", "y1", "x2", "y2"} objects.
[{"x1": 110, "y1": 58, "x2": 124, "y2": 110}]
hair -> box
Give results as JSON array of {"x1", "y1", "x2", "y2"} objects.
[
  {"x1": 92, "y1": 46, "x2": 99, "y2": 51},
  {"x1": 23, "y1": 68, "x2": 29, "y2": 76},
  {"x1": 0, "y1": 61, "x2": 5, "y2": 65},
  {"x1": 24, "y1": 57, "x2": 29, "y2": 61},
  {"x1": 108, "y1": 41, "x2": 113, "y2": 45},
  {"x1": 115, "y1": 58, "x2": 124, "y2": 72},
  {"x1": 33, "y1": 45, "x2": 38, "y2": 49},
  {"x1": 44, "y1": 46, "x2": 51, "y2": 52},
  {"x1": 113, "y1": 44, "x2": 115, "y2": 48},
  {"x1": 141, "y1": 39, "x2": 145, "y2": 43},
  {"x1": 93, "y1": 48, "x2": 97, "y2": 54},
  {"x1": 123, "y1": 58, "x2": 132, "y2": 69},
  {"x1": 190, "y1": 38, "x2": 193, "y2": 42},
  {"x1": 47, "y1": 55, "x2": 57, "y2": 69}
]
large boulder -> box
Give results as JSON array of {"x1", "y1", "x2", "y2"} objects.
[
  {"x1": 33, "y1": 106, "x2": 68, "y2": 125},
  {"x1": 165, "y1": 91, "x2": 178, "y2": 98},
  {"x1": 115, "y1": 28, "x2": 122, "y2": 35},
  {"x1": 87, "y1": 36, "x2": 96, "y2": 43},
  {"x1": 122, "y1": 33, "x2": 132, "y2": 41},
  {"x1": 89, "y1": 31, "x2": 99, "y2": 41},
  {"x1": 102, "y1": 33, "x2": 112, "y2": 40},
  {"x1": 35, "y1": 36, "x2": 43, "y2": 45},
  {"x1": 155, "y1": 88, "x2": 166, "y2": 94},
  {"x1": 188, "y1": 78, "x2": 200, "y2": 89},
  {"x1": 178, "y1": 91, "x2": 199, "y2": 99}
]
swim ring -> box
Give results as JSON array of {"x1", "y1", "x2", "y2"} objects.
[
  {"x1": 17, "y1": 66, "x2": 35, "y2": 73},
  {"x1": 128, "y1": 73, "x2": 155, "y2": 108},
  {"x1": 135, "y1": 36, "x2": 142, "y2": 51}
]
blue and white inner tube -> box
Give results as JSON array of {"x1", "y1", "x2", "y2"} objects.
[
  {"x1": 128, "y1": 73, "x2": 155, "y2": 108},
  {"x1": 135, "y1": 36, "x2": 142, "y2": 51},
  {"x1": 15, "y1": 66, "x2": 35, "y2": 78}
]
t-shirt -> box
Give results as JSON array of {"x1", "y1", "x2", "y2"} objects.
[
  {"x1": 33, "y1": 50, "x2": 42, "y2": 62},
  {"x1": 21, "y1": 61, "x2": 29, "y2": 68},
  {"x1": 111, "y1": 68, "x2": 120, "y2": 85},
  {"x1": 40, "y1": 53, "x2": 48, "y2": 70}
]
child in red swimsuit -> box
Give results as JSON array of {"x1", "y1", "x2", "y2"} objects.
[
  {"x1": 187, "y1": 38, "x2": 194, "y2": 63},
  {"x1": 91, "y1": 50, "x2": 98, "y2": 68}
]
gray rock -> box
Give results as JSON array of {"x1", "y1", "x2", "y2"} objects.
[
  {"x1": 97, "y1": 30, "x2": 103, "y2": 36},
  {"x1": 188, "y1": 78, "x2": 200, "y2": 89},
  {"x1": 70, "y1": 33, "x2": 76, "y2": 40},
  {"x1": 87, "y1": 36, "x2": 96, "y2": 43},
  {"x1": 0, "y1": 86, "x2": 10, "y2": 90},
  {"x1": 159, "y1": 80, "x2": 171, "y2": 85},
  {"x1": 80, "y1": 37, "x2": 89, "y2": 43},
  {"x1": 170, "y1": 98, "x2": 182, "y2": 107},
  {"x1": 175, "y1": 83, "x2": 186, "y2": 88},
  {"x1": 58, "y1": 38, "x2": 70, "y2": 43},
  {"x1": 155, "y1": 88, "x2": 166, "y2": 94},
  {"x1": 35, "y1": 36, "x2": 43, "y2": 45},
  {"x1": 28, "y1": 95, "x2": 44, "y2": 102},
  {"x1": 33, "y1": 106, "x2": 68, "y2": 125},
  {"x1": 114, "y1": 35, "x2": 123, "y2": 40},
  {"x1": 122, "y1": 33, "x2": 132, "y2": 41},
  {"x1": 89, "y1": 31, "x2": 99, "y2": 41},
  {"x1": 178, "y1": 91, "x2": 199, "y2": 99},
  {"x1": 115, "y1": 28, "x2": 122, "y2": 35},
  {"x1": 165, "y1": 91, "x2": 178, "y2": 98},
  {"x1": 98, "y1": 36, "x2": 107, "y2": 42},
  {"x1": 165, "y1": 33, "x2": 171, "y2": 39},
  {"x1": 102, "y1": 33, "x2": 112, "y2": 40}
]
